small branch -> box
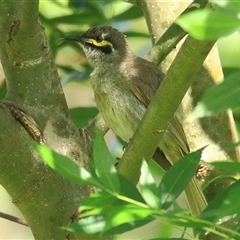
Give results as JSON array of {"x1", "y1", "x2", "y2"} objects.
[
  {"x1": 20, "y1": 0, "x2": 39, "y2": 34},
  {"x1": 0, "y1": 212, "x2": 28, "y2": 227},
  {"x1": 145, "y1": 0, "x2": 209, "y2": 66}
]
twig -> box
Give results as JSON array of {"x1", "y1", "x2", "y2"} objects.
[
  {"x1": 145, "y1": 0, "x2": 209, "y2": 66},
  {"x1": 0, "y1": 211, "x2": 28, "y2": 227}
]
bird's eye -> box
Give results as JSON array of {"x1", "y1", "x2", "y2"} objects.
[{"x1": 95, "y1": 36, "x2": 103, "y2": 42}]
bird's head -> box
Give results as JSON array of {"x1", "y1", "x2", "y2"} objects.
[{"x1": 65, "y1": 26, "x2": 131, "y2": 66}]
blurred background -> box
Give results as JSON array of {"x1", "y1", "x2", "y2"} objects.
[{"x1": 0, "y1": 0, "x2": 240, "y2": 239}]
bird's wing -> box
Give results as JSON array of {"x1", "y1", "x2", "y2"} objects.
[
  {"x1": 125, "y1": 58, "x2": 206, "y2": 215},
  {"x1": 126, "y1": 57, "x2": 164, "y2": 107},
  {"x1": 126, "y1": 57, "x2": 189, "y2": 162}
]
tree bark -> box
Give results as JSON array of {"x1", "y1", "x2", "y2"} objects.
[{"x1": 0, "y1": 1, "x2": 95, "y2": 239}]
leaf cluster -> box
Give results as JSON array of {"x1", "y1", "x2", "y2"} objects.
[
  {"x1": 35, "y1": 129, "x2": 240, "y2": 239},
  {"x1": 176, "y1": 0, "x2": 240, "y2": 124}
]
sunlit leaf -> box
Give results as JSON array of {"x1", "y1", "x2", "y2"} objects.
[
  {"x1": 103, "y1": 203, "x2": 154, "y2": 231},
  {"x1": 105, "y1": 217, "x2": 154, "y2": 235},
  {"x1": 211, "y1": 161, "x2": 240, "y2": 174},
  {"x1": 176, "y1": 9, "x2": 240, "y2": 40},
  {"x1": 103, "y1": 207, "x2": 154, "y2": 235},
  {"x1": 148, "y1": 238, "x2": 189, "y2": 240},
  {"x1": 49, "y1": 11, "x2": 105, "y2": 25},
  {"x1": 210, "y1": 0, "x2": 240, "y2": 14},
  {"x1": 65, "y1": 214, "x2": 153, "y2": 236},
  {"x1": 139, "y1": 161, "x2": 161, "y2": 209},
  {"x1": 33, "y1": 143, "x2": 100, "y2": 187},
  {"x1": 189, "y1": 72, "x2": 240, "y2": 119},
  {"x1": 159, "y1": 148, "x2": 203, "y2": 210},
  {"x1": 114, "y1": 5, "x2": 142, "y2": 21},
  {"x1": 79, "y1": 192, "x2": 117, "y2": 212},
  {"x1": 118, "y1": 174, "x2": 146, "y2": 203},
  {"x1": 200, "y1": 180, "x2": 240, "y2": 222},
  {"x1": 64, "y1": 215, "x2": 106, "y2": 235},
  {"x1": 93, "y1": 128, "x2": 120, "y2": 193},
  {"x1": 197, "y1": 180, "x2": 240, "y2": 237},
  {"x1": 125, "y1": 31, "x2": 149, "y2": 38}
]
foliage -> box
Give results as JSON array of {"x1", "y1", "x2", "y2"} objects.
[
  {"x1": 176, "y1": 0, "x2": 240, "y2": 121},
  {"x1": 176, "y1": 0, "x2": 240, "y2": 40},
  {"x1": 35, "y1": 129, "x2": 240, "y2": 239},
  {"x1": 1, "y1": 0, "x2": 240, "y2": 239},
  {"x1": 189, "y1": 72, "x2": 240, "y2": 119}
]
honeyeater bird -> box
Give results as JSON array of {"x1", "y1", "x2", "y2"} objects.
[{"x1": 65, "y1": 26, "x2": 207, "y2": 215}]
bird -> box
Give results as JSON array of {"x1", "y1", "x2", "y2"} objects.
[{"x1": 65, "y1": 26, "x2": 207, "y2": 215}]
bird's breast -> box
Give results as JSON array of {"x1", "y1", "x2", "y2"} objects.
[{"x1": 91, "y1": 71, "x2": 146, "y2": 142}]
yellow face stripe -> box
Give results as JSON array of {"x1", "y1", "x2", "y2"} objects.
[{"x1": 86, "y1": 39, "x2": 112, "y2": 48}]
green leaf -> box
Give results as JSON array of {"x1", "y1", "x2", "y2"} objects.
[
  {"x1": 69, "y1": 107, "x2": 98, "y2": 127},
  {"x1": 64, "y1": 215, "x2": 106, "y2": 235},
  {"x1": 103, "y1": 203, "x2": 154, "y2": 232},
  {"x1": 124, "y1": 31, "x2": 149, "y2": 39},
  {"x1": 93, "y1": 128, "x2": 120, "y2": 193},
  {"x1": 210, "y1": 0, "x2": 240, "y2": 15},
  {"x1": 65, "y1": 193, "x2": 153, "y2": 235},
  {"x1": 33, "y1": 143, "x2": 100, "y2": 187},
  {"x1": 65, "y1": 179, "x2": 150, "y2": 235},
  {"x1": 139, "y1": 161, "x2": 161, "y2": 209},
  {"x1": 199, "y1": 179, "x2": 240, "y2": 224},
  {"x1": 49, "y1": 11, "x2": 105, "y2": 25},
  {"x1": 211, "y1": 161, "x2": 240, "y2": 174},
  {"x1": 159, "y1": 148, "x2": 203, "y2": 210},
  {"x1": 104, "y1": 217, "x2": 154, "y2": 235},
  {"x1": 149, "y1": 238, "x2": 190, "y2": 240},
  {"x1": 166, "y1": 211, "x2": 212, "y2": 229},
  {"x1": 189, "y1": 72, "x2": 240, "y2": 119},
  {"x1": 176, "y1": 9, "x2": 240, "y2": 40},
  {"x1": 118, "y1": 174, "x2": 146, "y2": 203},
  {"x1": 79, "y1": 192, "x2": 117, "y2": 213},
  {"x1": 65, "y1": 214, "x2": 153, "y2": 236},
  {"x1": 148, "y1": 158, "x2": 165, "y2": 182},
  {"x1": 113, "y1": 5, "x2": 142, "y2": 21}
]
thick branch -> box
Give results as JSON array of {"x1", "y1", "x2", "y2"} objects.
[
  {"x1": 20, "y1": 0, "x2": 39, "y2": 32},
  {"x1": 0, "y1": 2, "x2": 69, "y2": 129},
  {"x1": 0, "y1": 2, "x2": 94, "y2": 239},
  {"x1": 117, "y1": 35, "x2": 214, "y2": 183}
]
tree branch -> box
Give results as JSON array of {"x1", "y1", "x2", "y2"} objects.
[
  {"x1": 117, "y1": 35, "x2": 215, "y2": 183},
  {"x1": 145, "y1": 0, "x2": 209, "y2": 66},
  {"x1": 0, "y1": 212, "x2": 28, "y2": 227},
  {"x1": 0, "y1": 2, "x2": 95, "y2": 239}
]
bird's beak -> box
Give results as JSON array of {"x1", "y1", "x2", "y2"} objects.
[
  {"x1": 64, "y1": 35, "x2": 94, "y2": 46},
  {"x1": 64, "y1": 35, "x2": 83, "y2": 43},
  {"x1": 65, "y1": 36, "x2": 98, "y2": 47}
]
